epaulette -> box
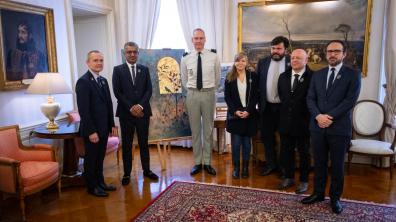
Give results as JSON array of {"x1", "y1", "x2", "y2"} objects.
[
  {"x1": 183, "y1": 52, "x2": 189, "y2": 57},
  {"x1": 210, "y1": 49, "x2": 217, "y2": 53}
]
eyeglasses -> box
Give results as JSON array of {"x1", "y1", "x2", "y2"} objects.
[{"x1": 326, "y1": 49, "x2": 343, "y2": 54}]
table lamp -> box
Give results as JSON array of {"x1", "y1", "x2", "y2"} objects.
[{"x1": 26, "y1": 73, "x2": 72, "y2": 129}]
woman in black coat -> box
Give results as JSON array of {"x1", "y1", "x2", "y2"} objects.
[{"x1": 224, "y1": 52, "x2": 258, "y2": 178}]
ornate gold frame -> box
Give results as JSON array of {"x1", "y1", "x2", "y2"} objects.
[
  {"x1": 238, "y1": 0, "x2": 372, "y2": 77},
  {"x1": 0, "y1": 1, "x2": 57, "y2": 90}
]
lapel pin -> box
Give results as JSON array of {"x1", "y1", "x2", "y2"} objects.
[
  {"x1": 287, "y1": 62, "x2": 291, "y2": 67},
  {"x1": 138, "y1": 69, "x2": 141, "y2": 73},
  {"x1": 336, "y1": 75, "x2": 341, "y2": 80},
  {"x1": 299, "y1": 78, "x2": 304, "y2": 83}
]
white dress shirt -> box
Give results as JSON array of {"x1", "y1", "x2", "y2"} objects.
[{"x1": 266, "y1": 57, "x2": 285, "y2": 103}]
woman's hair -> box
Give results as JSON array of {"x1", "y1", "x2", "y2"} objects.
[{"x1": 226, "y1": 52, "x2": 248, "y2": 82}]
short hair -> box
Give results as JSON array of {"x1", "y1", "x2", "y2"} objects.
[
  {"x1": 17, "y1": 21, "x2": 32, "y2": 35},
  {"x1": 124, "y1": 41, "x2": 139, "y2": 50},
  {"x1": 86, "y1": 50, "x2": 102, "y2": 61},
  {"x1": 326, "y1": 40, "x2": 346, "y2": 52},
  {"x1": 192, "y1": 28, "x2": 205, "y2": 36},
  {"x1": 271, "y1": 36, "x2": 289, "y2": 48}
]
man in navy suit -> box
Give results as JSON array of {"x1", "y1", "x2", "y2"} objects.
[
  {"x1": 112, "y1": 42, "x2": 158, "y2": 186},
  {"x1": 277, "y1": 49, "x2": 312, "y2": 193},
  {"x1": 301, "y1": 40, "x2": 361, "y2": 214},
  {"x1": 256, "y1": 36, "x2": 291, "y2": 176},
  {"x1": 76, "y1": 50, "x2": 118, "y2": 197}
]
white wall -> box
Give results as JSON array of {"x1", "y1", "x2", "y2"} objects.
[{"x1": 0, "y1": 0, "x2": 74, "y2": 128}]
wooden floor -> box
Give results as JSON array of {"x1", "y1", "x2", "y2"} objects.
[{"x1": 1, "y1": 146, "x2": 396, "y2": 222}]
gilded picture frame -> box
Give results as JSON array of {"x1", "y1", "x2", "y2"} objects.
[
  {"x1": 238, "y1": 0, "x2": 372, "y2": 76},
  {"x1": 0, "y1": 1, "x2": 57, "y2": 90}
]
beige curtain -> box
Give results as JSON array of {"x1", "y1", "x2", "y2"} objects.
[{"x1": 383, "y1": 0, "x2": 396, "y2": 142}]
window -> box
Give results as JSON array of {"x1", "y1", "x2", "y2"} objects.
[{"x1": 151, "y1": 0, "x2": 187, "y2": 50}]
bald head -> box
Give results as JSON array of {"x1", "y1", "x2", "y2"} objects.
[{"x1": 291, "y1": 49, "x2": 308, "y2": 72}]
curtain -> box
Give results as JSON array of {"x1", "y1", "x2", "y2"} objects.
[
  {"x1": 114, "y1": 0, "x2": 161, "y2": 49},
  {"x1": 383, "y1": 0, "x2": 396, "y2": 142},
  {"x1": 176, "y1": 0, "x2": 235, "y2": 62}
]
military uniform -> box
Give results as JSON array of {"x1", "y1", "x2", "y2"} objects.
[{"x1": 181, "y1": 49, "x2": 220, "y2": 165}]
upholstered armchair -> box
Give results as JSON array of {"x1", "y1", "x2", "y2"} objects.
[
  {"x1": 348, "y1": 100, "x2": 396, "y2": 178},
  {"x1": 0, "y1": 125, "x2": 60, "y2": 221},
  {"x1": 66, "y1": 111, "x2": 120, "y2": 165}
]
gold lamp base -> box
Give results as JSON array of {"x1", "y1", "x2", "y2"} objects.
[{"x1": 41, "y1": 96, "x2": 61, "y2": 130}]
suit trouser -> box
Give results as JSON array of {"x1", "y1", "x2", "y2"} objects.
[
  {"x1": 280, "y1": 134, "x2": 310, "y2": 182},
  {"x1": 120, "y1": 117, "x2": 150, "y2": 176},
  {"x1": 261, "y1": 102, "x2": 281, "y2": 169},
  {"x1": 83, "y1": 135, "x2": 108, "y2": 190},
  {"x1": 311, "y1": 132, "x2": 350, "y2": 200},
  {"x1": 186, "y1": 88, "x2": 215, "y2": 165}
]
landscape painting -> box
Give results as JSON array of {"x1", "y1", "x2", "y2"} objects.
[{"x1": 238, "y1": 0, "x2": 372, "y2": 76}]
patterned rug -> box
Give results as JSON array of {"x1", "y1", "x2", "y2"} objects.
[{"x1": 131, "y1": 181, "x2": 396, "y2": 222}]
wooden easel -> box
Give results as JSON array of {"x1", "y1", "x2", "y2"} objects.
[{"x1": 149, "y1": 136, "x2": 192, "y2": 171}]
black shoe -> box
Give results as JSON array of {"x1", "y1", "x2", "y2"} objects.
[
  {"x1": 241, "y1": 161, "x2": 249, "y2": 178},
  {"x1": 278, "y1": 178, "x2": 295, "y2": 190},
  {"x1": 121, "y1": 176, "x2": 130, "y2": 186},
  {"x1": 190, "y1": 164, "x2": 202, "y2": 175},
  {"x1": 99, "y1": 183, "x2": 116, "y2": 191},
  {"x1": 301, "y1": 193, "x2": 325, "y2": 204},
  {"x1": 204, "y1": 165, "x2": 216, "y2": 175},
  {"x1": 232, "y1": 168, "x2": 240, "y2": 179},
  {"x1": 143, "y1": 171, "x2": 159, "y2": 180},
  {"x1": 87, "y1": 187, "x2": 108, "y2": 197},
  {"x1": 260, "y1": 166, "x2": 277, "y2": 176},
  {"x1": 331, "y1": 199, "x2": 343, "y2": 214}
]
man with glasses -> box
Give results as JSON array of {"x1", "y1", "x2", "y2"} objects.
[
  {"x1": 301, "y1": 40, "x2": 361, "y2": 214},
  {"x1": 112, "y1": 42, "x2": 159, "y2": 186}
]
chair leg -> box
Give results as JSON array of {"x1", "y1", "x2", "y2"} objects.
[
  {"x1": 116, "y1": 145, "x2": 120, "y2": 166},
  {"x1": 390, "y1": 156, "x2": 394, "y2": 179},
  {"x1": 20, "y1": 195, "x2": 26, "y2": 221},
  {"x1": 57, "y1": 179, "x2": 62, "y2": 195}
]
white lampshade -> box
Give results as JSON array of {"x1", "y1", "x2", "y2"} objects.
[
  {"x1": 26, "y1": 72, "x2": 72, "y2": 95},
  {"x1": 26, "y1": 73, "x2": 72, "y2": 129}
]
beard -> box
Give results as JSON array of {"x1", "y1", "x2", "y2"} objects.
[
  {"x1": 327, "y1": 57, "x2": 343, "y2": 66},
  {"x1": 271, "y1": 53, "x2": 285, "y2": 61}
]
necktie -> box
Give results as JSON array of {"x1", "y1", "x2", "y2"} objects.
[
  {"x1": 97, "y1": 77, "x2": 106, "y2": 95},
  {"x1": 131, "y1": 65, "x2": 136, "y2": 85},
  {"x1": 291, "y1": 74, "x2": 299, "y2": 92},
  {"x1": 327, "y1": 67, "x2": 335, "y2": 90},
  {"x1": 97, "y1": 76, "x2": 103, "y2": 87},
  {"x1": 197, "y1": 52, "x2": 202, "y2": 90}
]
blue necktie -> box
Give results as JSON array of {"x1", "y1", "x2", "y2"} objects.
[{"x1": 327, "y1": 68, "x2": 335, "y2": 90}]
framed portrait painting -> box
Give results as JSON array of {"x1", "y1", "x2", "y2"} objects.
[
  {"x1": 0, "y1": 1, "x2": 57, "y2": 90},
  {"x1": 238, "y1": 0, "x2": 372, "y2": 76}
]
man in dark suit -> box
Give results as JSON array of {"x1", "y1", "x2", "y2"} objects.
[
  {"x1": 112, "y1": 42, "x2": 158, "y2": 186},
  {"x1": 76, "y1": 50, "x2": 118, "y2": 197},
  {"x1": 301, "y1": 40, "x2": 361, "y2": 214},
  {"x1": 277, "y1": 49, "x2": 312, "y2": 194},
  {"x1": 256, "y1": 36, "x2": 291, "y2": 176}
]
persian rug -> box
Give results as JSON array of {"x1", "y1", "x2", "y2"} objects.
[{"x1": 131, "y1": 181, "x2": 396, "y2": 222}]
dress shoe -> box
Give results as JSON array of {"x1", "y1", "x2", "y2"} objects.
[
  {"x1": 143, "y1": 170, "x2": 159, "y2": 180},
  {"x1": 99, "y1": 183, "x2": 116, "y2": 191},
  {"x1": 87, "y1": 187, "x2": 108, "y2": 197},
  {"x1": 121, "y1": 176, "x2": 130, "y2": 186},
  {"x1": 204, "y1": 165, "x2": 216, "y2": 175},
  {"x1": 295, "y1": 182, "x2": 309, "y2": 194},
  {"x1": 278, "y1": 178, "x2": 295, "y2": 190},
  {"x1": 331, "y1": 199, "x2": 343, "y2": 214},
  {"x1": 260, "y1": 166, "x2": 277, "y2": 176},
  {"x1": 190, "y1": 164, "x2": 202, "y2": 175},
  {"x1": 301, "y1": 193, "x2": 325, "y2": 204}
]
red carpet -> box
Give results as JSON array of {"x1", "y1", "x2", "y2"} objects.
[{"x1": 132, "y1": 181, "x2": 396, "y2": 221}]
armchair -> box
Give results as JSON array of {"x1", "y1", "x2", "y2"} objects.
[
  {"x1": 66, "y1": 111, "x2": 120, "y2": 165},
  {"x1": 0, "y1": 125, "x2": 60, "y2": 221},
  {"x1": 348, "y1": 100, "x2": 396, "y2": 178}
]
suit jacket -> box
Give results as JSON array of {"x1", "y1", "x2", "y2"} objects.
[
  {"x1": 75, "y1": 71, "x2": 115, "y2": 138},
  {"x1": 278, "y1": 66, "x2": 313, "y2": 136},
  {"x1": 256, "y1": 55, "x2": 291, "y2": 113},
  {"x1": 224, "y1": 71, "x2": 259, "y2": 136},
  {"x1": 307, "y1": 65, "x2": 361, "y2": 136},
  {"x1": 112, "y1": 63, "x2": 152, "y2": 121}
]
